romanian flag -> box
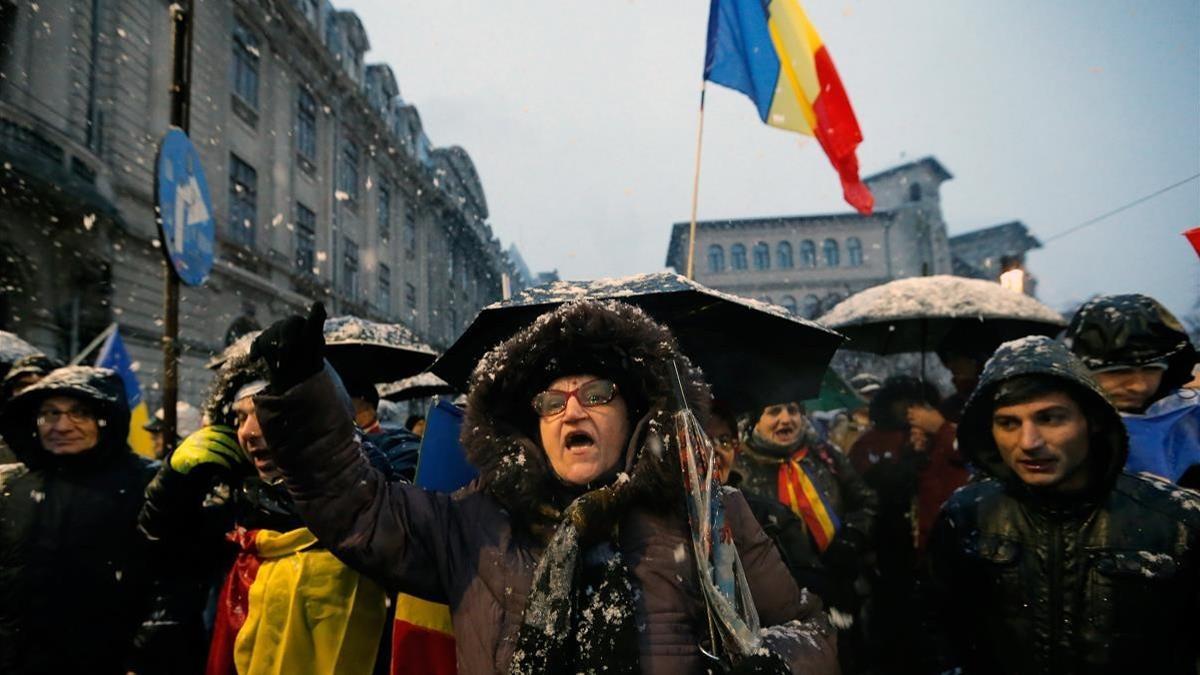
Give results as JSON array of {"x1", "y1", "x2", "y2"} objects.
[
  {"x1": 777, "y1": 449, "x2": 842, "y2": 551},
  {"x1": 94, "y1": 326, "x2": 156, "y2": 458},
  {"x1": 207, "y1": 527, "x2": 387, "y2": 675},
  {"x1": 704, "y1": 0, "x2": 873, "y2": 214},
  {"x1": 391, "y1": 593, "x2": 456, "y2": 675}
]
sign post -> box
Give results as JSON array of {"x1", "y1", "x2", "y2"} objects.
[{"x1": 155, "y1": 0, "x2": 211, "y2": 453}]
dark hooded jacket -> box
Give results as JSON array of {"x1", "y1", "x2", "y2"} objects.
[
  {"x1": 923, "y1": 336, "x2": 1200, "y2": 675},
  {"x1": 1065, "y1": 293, "x2": 1198, "y2": 409},
  {"x1": 253, "y1": 300, "x2": 838, "y2": 674},
  {"x1": 0, "y1": 366, "x2": 158, "y2": 674}
]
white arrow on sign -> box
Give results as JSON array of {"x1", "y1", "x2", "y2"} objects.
[{"x1": 172, "y1": 174, "x2": 211, "y2": 250}]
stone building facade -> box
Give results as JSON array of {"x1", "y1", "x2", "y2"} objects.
[
  {"x1": 665, "y1": 157, "x2": 956, "y2": 318},
  {"x1": 0, "y1": 0, "x2": 531, "y2": 406}
]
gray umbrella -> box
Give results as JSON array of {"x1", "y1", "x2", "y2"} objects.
[
  {"x1": 0, "y1": 331, "x2": 41, "y2": 369},
  {"x1": 378, "y1": 372, "x2": 457, "y2": 402},
  {"x1": 431, "y1": 272, "x2": 844, "y2": 410},
  {"x1": 817, "y1": 275, "x2": 1066, "y2": 355}
]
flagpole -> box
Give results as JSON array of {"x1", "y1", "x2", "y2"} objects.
[{"x1": 685, "y1": 82, "x2": 708, "y2": 280}]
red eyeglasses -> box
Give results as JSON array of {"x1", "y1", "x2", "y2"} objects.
[{"x1": 531, "y1": 379, "x2": 620, "y2": 417}]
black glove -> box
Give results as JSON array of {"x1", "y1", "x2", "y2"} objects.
[{"x1": 250, "y1": 301, "x2": 327, "y2": 393}]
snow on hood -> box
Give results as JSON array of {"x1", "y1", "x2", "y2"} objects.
[{"x1": 818, "y1": 275, "x2": 1066, "y2": 327}]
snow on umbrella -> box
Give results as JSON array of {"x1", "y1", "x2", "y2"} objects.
[
  {"x1": 817, "y1": 275, "x2": 1066, "y2": 355},
  {"x1": 322, "y1": 316, "x2": 438, "y2": 385},
  {"x1": 431, "y1": 272, "x2": 844, "y2": 410},
  {"x1": 0, "y1": 331, "x2": 42, "y2": 370},
  {"x1": 378, "y1": 372, "x2": 457, "y2": 402},
  {"x1": 206, "y1": 330, "x2": 261, "y2": 370}
]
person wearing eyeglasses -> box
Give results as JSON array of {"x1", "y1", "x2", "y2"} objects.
[
  {"x1": 243, "y1": 300, "x2": 838, "y2": 675},
  {"x1": 0, "y1": 366, "x2": 159, "y2": 674},
  {"x1": 734, "y1": 398, "x2": 877, "y2": 674}
]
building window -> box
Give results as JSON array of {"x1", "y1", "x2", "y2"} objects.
[
  {"x1": 823, "y1": 238, "x2": 840, "y2": 267},
  {"x1": 405, "y1": 282, "x2": 417, "y2": 310},
  {"x1": 909, "y1": 183, "x2": 922, "y2": 202},
  {"x1": 707, "y1": 245, "x2": 725, "y2": 273},
  {"x1": 339, "y1": 139, "x2": 359, "y2": 202},
  {"x1": 777, "y1": 241, "x2": 794, "y2": 269},
  {"x1": 730, "y1": 244, "x2": 747, "y2": 271},
  {"x1": 802, "y1": 294, "x2": 821, "y2": 319},
  {"x1": 447, "y1": 247, "x2": 456, "y2": 285},
  {"x1": 342, "y1": 238, "x2": 359, "y2": 300},
  {"x1": 228, "y1": 154, "x2": 257, "y2": 248},
  {"x1": 404, "y1": 204, "x2": 417, "y2": 255},
  {"x1": 377, "y1": 186, "x2": 391, "y2": 242},
  {"x1": 847, "y1": 237, "x2": 863, "y2": 267},
  {"x1": 800, "y1": 240, "x2": 817, "y2": 268},
  {"x1": 296, "y1": 0, "x2": 318, "y2": 24},
  {"x1": 753, "y1": 242, "x2": 770, "y2": 270},
  {"x1": 296, "y1": 88, "x2": 317, "y2": 162},
  {"x1": 377, "y1": 263, "x2": 391, "y2": 312},
  {"x1": 782, "y1": 295, "x2": 798, "y2": 315},
  {"x1": 231, "y1": 20, "x2": 260, "y2": 110},
  {"x1": 295, "y1": 203, "x2": 316, "y2": 274}
]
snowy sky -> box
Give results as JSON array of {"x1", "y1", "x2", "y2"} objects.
[{"x1": 338, "y1": 0, "x2": 1199, "y2": 319}]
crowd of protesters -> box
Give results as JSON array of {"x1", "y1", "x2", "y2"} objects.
[{"x1": 0, "y1": 291, "x2": 1196, "y2": 674}]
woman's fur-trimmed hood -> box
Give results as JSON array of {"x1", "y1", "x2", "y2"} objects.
[{"x1": 461, "y1": 300, "x2": 712, "y2": 534}]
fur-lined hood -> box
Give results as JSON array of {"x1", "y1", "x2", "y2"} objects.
[{"x1": 461, "y1": 300, "x2": 712, "y2": 536}]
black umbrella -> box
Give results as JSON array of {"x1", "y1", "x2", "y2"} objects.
[
  {"x1": 431, "y1": 272, "x2": 844, "y2": 410},
  {"x1": 323, "y1": 316, "x2": 438, "y2": 385},
  {"x1": 378, "y1": 372, "x2": 458, "y2": 402},
  {"x1": 817, "y1": 275, "x2": 1066, "y2": 356},
  {"x1": 206, "y1": 317, "x2": 437, "y2": 385}
]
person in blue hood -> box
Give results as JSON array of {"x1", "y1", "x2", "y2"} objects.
[{"x1": 1065, "y1": 293, "x2": 1200, "y2": 488}]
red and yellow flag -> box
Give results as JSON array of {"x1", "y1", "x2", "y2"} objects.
[
  {"x1": 777, "y1": 449, "x2": 842, "y2": 551},
  {"x1": 391, "y1": 593, "x2": 456, "y2": 675}
]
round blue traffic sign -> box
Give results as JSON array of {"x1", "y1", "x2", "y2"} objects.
[{"x1": 156, "y1": 128, "x2": 215, "y2": 286}]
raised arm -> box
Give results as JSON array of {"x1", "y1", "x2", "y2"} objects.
[{"x1": 249, "y1": 303, "x2": 455, "y2": 600}]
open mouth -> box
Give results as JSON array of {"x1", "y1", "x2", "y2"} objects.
[
  {"x1": 1019, "y1": 458, "x2": 1058, "y2": 473},
  {"x1": 564, "y1": 430, "x2": 596, "y2": 451}
]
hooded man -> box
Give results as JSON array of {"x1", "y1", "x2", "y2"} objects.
[
  {"x1": 923, "y1": 336, "x2": 1200, "y2": 674},
  {"x1": 343, "y1": 376, "x2": 422, "y2": 481},
  {"x1": 0, "y1": 366, "x2": 158, "y2": 674},
  {"x1": 1065, "y1": 293, "x2": 1200, "y2": 486}
]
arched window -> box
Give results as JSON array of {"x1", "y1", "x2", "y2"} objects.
[
  {"x1": 707, "y1": 244, "x2": 725, "y2": 274},
  {"x1": 847, "y1": 237, "x2": 863, "y2": 267},
  {"x1": 753, "y1": 242, "x2": 770, "y2": 270},
  {"x1": 782, "y1": 295, "x2": 798, "y2": 315},
  {"x1": 777, "y1": 241, "x2": 794, "y2": 268},
  {"x1": 800, "y1": 240, "x2": 817, "y2": 268},
  {"x1": 730, "y1": 243, "x2": 748, "y2": 271},
  {"x1": 758, "y1": 295, "x2": 773, "y2": 305},
  {"x1": 909, "y1": 183, "x2": 922, "y2": 202},
  {"x1": 802, "y1": 294, "x2": 821, "y2": 319},
  {"x1": 823, "y1": 239, "x2": 840, "y2": 267}
]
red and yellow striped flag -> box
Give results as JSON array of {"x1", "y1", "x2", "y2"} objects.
[{"x1": 777, "y1": 450, "x2": 842, "y2": 551}]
